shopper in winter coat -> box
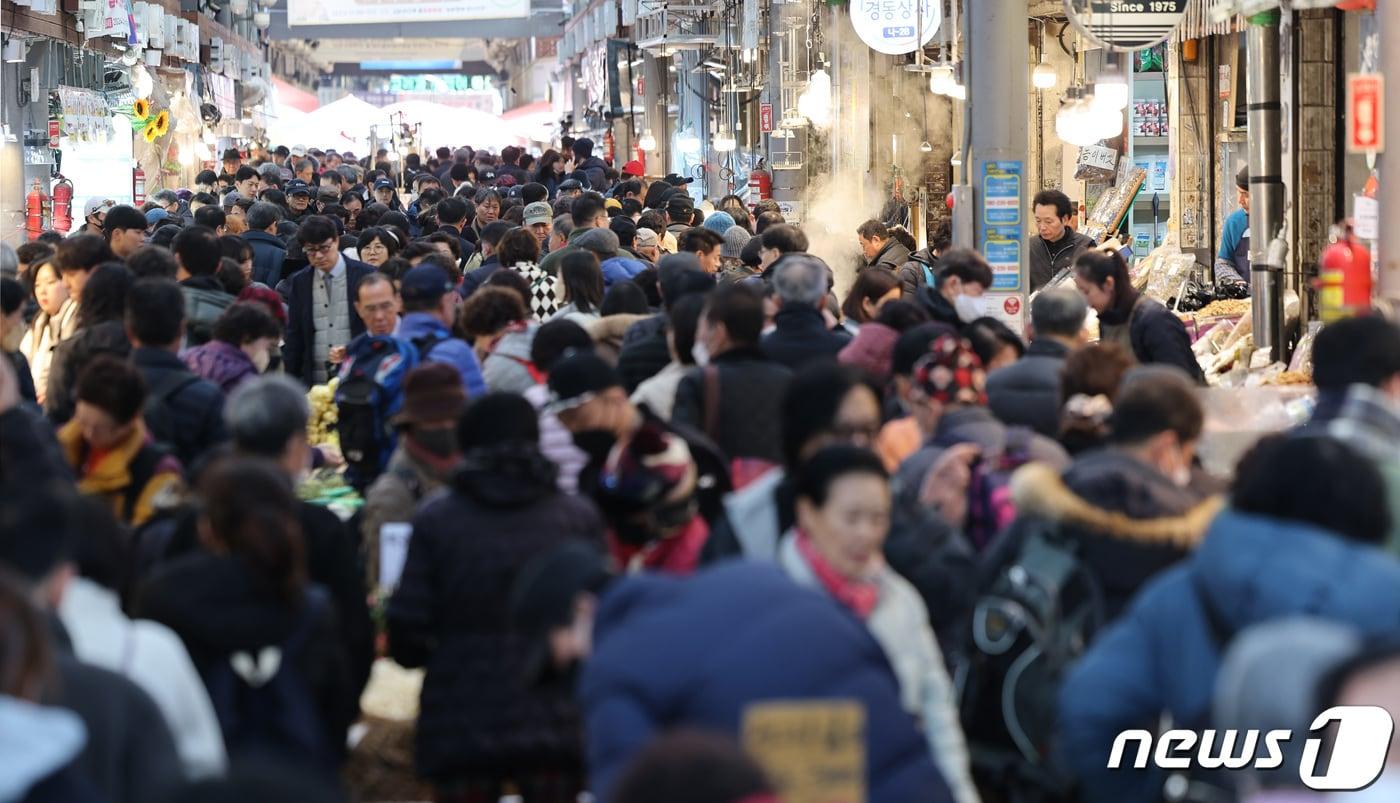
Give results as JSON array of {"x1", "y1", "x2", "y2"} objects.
[
  {"x1": 460, "y1": 287, "x2": 541, "y2": 394},
  {"x1": 672, "y1": 284, "x2": 790, "y2": 468},
  {"x1": 46, "y1": 263, "x2": 133, "y2": 425},
  {"x1": 628, "y1": 294, "x2": 704, "y2": 420},
  {"x1": 913, "y1": 249, "x2": 995, "y2": 333},
  {"x1": 1058, "y1": 434, "x2": 1398, "y2": 803},
  {"x1": 896, "y1": 221, "x2": 951, "y2": 299},
  {"x1": 361, "y1": 364, "x2": 466, "y2": 586},
  {"x1": 986, "y1": 287, "x2": 1087, "y2": 438},
  {"x1": 397, "y1": 264, "x2": 489, "y2": 398},
  {"x1": 1028, "y1": 190, "x2": 1096, "y2": 292},
  {"x1": 761, "y1": 254, "x2": 851, "y2": 369},
  {"x1": 243, "y1": 202, "x2": 288, "y2": 286},
  {"x1": 387, "y1": 393, "x2": 605, "y2": 793},
  {"x1": 59, "y1": 356, "x2": 183, "y2": 527},
  {"x1": 509, "y1": 548, "x2": 956, "y2": 803},
  {"x1": 616, "y1": 255, "x2": 714, "y2": 392},
  {"x1": 135, "y1": 458, "x2": 356, "y2": 771},
  {"x1": 999, "y1": 367, "x2": 1222, "y2": 618},
  {"x1": 182, "y1": 301, "x2": 282, "y2": 394},
  {"x1": 858, "y1": 220, "x2": 913, "y2": 273},
  {"x1": 777, "y1": 447, "x2": 979, "y2": 803},
  {"x1": 20, "y1": 258, "x2": 78, "y2": 405},
  {"x1": 1073, "y1": 249, "x2": 1203, "y2": 382},
  {"x1": 57, "y1": 497, "x2": 226, "y2": 779}
]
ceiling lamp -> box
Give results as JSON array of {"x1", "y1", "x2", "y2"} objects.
[
  {"x1": 928, "y1": 64, "x2": 955, "y2": 95},
  {"x1": 253, "y1": 10, "x2": 271, "y2": 28},
  {"x1": 1055, "y1": 87, "x2": 1100, "y2": 147},
  {"x1": 713, "y1": 129, "x2": 737, "y2": 152},
  {"x1": 1033, "y1": 61, "x2": 1057, "y2": 90},
  {"x1": 1085, "y1": 84, "x2": 1125, "y2": 139},
  {"x1": 919, "y1": 140, "x2": 932, "y2": 153},
  {"x1": 637, "y1": 128, "x2": 657, "y2": 151}
]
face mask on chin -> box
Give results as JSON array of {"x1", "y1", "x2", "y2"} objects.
[{"x1": 954, "y1": 293, "x2": 986, "y2": 323}]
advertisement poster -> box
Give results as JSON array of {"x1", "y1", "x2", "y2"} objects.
[
  {"x1": 289, "y1": 0, "x2": 529, "y2": 26},
  {"x1": 981, "y1": 160, "x2": 1023, "y2": 293}
]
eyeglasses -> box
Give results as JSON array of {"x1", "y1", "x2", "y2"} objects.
[{"x1": 304, "y1": 241, "x2": 338, "y2": 256}]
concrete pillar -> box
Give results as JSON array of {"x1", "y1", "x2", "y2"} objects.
[
  {"x1": 1380, "y1": 0, "x2": 1400, "y2": 308},
  {"x1": 1246, "y1": 10, "x2": 1286, "y2": 360}
]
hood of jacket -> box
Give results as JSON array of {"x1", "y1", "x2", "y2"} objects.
[
  {"x1": 588, "y1": 313, "x2": 650, "y2": 343},
  {"x1": 1011, "y1": 459, "x2": 1224, "y2": 550},
  {"x1": 0, "y1": 697, "x2": 87, "y2": 802},
  {"x1": 1192, "y1": 508, "x2": 1400, "y2": 635},
  {"x1": 871, "y1": 239, "x2": 911, "y2": 268},
  {"x1": 396, "y1": 311, "x2": 450, "y2": 342},
  {"x1": 489, "y1": 324, "x2": 535, "y2": 361},
  {"x1": 242, "y1": 229, "x2": 287, "y2": 251},
  {"x1": 452, "y1": 443, "x2": 559, "y2": 508},
  {"x1": 917, "y1": 284, "x2": 961, "y2": 328}
]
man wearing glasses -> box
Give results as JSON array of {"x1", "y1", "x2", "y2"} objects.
[
  {"x1": 73, "y1": 197, "x2": 114, "y2": 236},
  {"x1": 284, "y1": 215, "x2": 374, "y2": 385}
]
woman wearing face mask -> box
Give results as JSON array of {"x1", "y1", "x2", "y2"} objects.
[
  {"x1": 917, "y1": 248, "x2": 994, "y2": 332},
  {"x1": 994, "y1": 365, "x2": 1221, "y2": 619},
  {"x1": 385, "y1": 392, "x2": 604, "y2": 801},
  {"x1": 182, "y1": 302, "x2": 283, "y2": 394},
  {"x1": 1072, "y1": 249, "x2": 1203, "y2": 383},
  {"x1": 20, "y1": 257, "x2": 77, "y2": 405},
  {"x1": 779, "y1": 445, "x2": 980, "y2": 803}
]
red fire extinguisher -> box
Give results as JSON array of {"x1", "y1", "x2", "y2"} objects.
[
  {"x1": 133, "y1": 167, "x2": 146, "y2": 206},
  {"x1": 1316, "y1": 234, "x2": 1372, "y2": 323},
  {"x1": 26, "y1": 179, "x2": 49, "y2": 241},
  {"x1": 604, "y1": 130, "x2": 616, "y2": 165},
  {"x1": 748, "y1": 160, "x2": 772, "y2": 209},
  {"x1": 51, "y1": 175, "x2": 74, "y2": 233}
]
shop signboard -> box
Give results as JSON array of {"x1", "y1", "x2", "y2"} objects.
[
  {"x1": 760, "y1": 103, "x2": 774, "y2": 134},
  {"x1": 983, "y1": 293, "x2": 1028, "y2": 339},
  {"x1": 288, "y1": 0, "x2": 529, "y2": 26},
  {"x1": 777, "y1": 199, "x2": 803, "y2": 224},
  {"x1": 982, "y1": 160, "x2": 1024, "y2": 286},
  {"x1": 850, "y1": 0, "x2": 941, "y2": 56},
  {"x1": 1346, "y1": 73, "x2": 1384, "y2": 153},
  {"x1": 1065, "y1": 0, "x2": 1189, "y2": 52}
]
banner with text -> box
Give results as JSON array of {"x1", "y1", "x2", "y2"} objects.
[{"x1": 289, "y1": 0, "x2": 529, "y2": 26}]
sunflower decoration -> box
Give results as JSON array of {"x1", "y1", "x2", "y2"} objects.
[
  {"x1": 141, "y1": 119, "x2": 159, "y2": 143},
  {"x1": 153, "y1": 110, "x2": 170, "y2": 137},
  {"x1": 132, "y1": 99, "x2": 150, "y2": 121}
]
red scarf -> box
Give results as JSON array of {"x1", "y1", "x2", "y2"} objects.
[
  {"x1": 608, "y1": 515, "x2": 710, "y2": 575},
  {"x1": 795, "y1": 529, "x2": 879, "y2": 619}
]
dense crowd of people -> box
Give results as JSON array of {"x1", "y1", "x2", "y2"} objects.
[{"x1": 2, "y1": 137, "x2": 1400, "y2": 803}]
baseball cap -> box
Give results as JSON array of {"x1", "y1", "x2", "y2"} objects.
[
  {"x1": 399, "y1": 264, "x2": 455, "y2": 306},
  {"x1": 546, "y1": 350, "x2": 623, "y2": 415},
  {"x1": 523, "y1": 201, "x2": 552, "y2": 226},
  {"x1": 509, "y1": 541, "x2": 612, "y2": 684},
  {"x1": 1236, "y1": 165, "x2": 1249, "y2": 191},
  {"x1": 290, "y1": 144, "x2": 308, "y2": 157},
  {"x1": 663, "y1": 173, "x2": 694, "y2": 186},
  {"x1": 604, "y1": 198, "x2": 623, "y2": 213},
  {"x1": 609, "y1": 216, "x2": 638, "y2": 248},
  {"x1": 558, "y1": 178, "x2": 583, "y2": 192},
  {"x1": 622, "y1": 160, "x2": 645, "y2": 177},
  {"x1": 220, "y1": 190, "x2": 244, "y2": 210},
  {"x1": 285, "y1": 180, "x2": 312, "y2": 197},
  {"x1": 84, "y1": 197, "x2": 115, "y2": 218},
  {"x1": 634, "y1": 227, "x2": 660, "y2": 249},
  {"x1": 574, "y1": 227, "x2": 620, "y2": 258},
  {"x1": 373, "y1": 179, "x2": 395, "y2": 191}
]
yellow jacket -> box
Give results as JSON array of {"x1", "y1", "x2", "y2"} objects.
[{"x1": 58, "y1": 419, "x2": 184, "y2": 526}]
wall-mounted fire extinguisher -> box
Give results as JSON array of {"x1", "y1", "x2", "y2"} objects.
[
  {"x1": 133, "y1": 167, "x2": 146, "y2": 206},
  {"x1": 26, "y1": 179, "x2": 50, "y2": 241},
  {"x1": 1316, "y1": 233, "x2": 1372, "y2": 323},
  {"x1": 748, "y1": 160, "x2": 772, "y2": 209},
  {"x1": 51, "y1": 175, "x2": 74, "y2": 233}
]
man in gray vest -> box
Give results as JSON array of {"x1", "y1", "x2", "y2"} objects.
[{"x1": 283, "y1": 215, "x2": 373, "y2": 385}]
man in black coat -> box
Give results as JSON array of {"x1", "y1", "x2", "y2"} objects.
[
  {"x1": 172, "y1": 226, "x2": 235, "y2": 347},
  {"x1": 616, "y1": 255, "x2": 715, "y2": 393},
  {"x1": 857, "y1": 219, "x2": 912, "y2": 272},
  {"x1": 283, "y1": 216, "x2": 373, "y2": 386},
  {"x1": 672, "y1": 283, "x2": 791, "y2": 465},
  {"x1": 987, "y1": 286, "x2": 1087, "y2": 438},
  {"x1": 760, "y1": 254, "x2": 851, "y2": 370},
  {"x1": 125, "y1": 279, "x2": 227, "y2": 471},
  {"x1": 1028, "y1": 189, "x2": 1096, "y2": 292},
  {"x1": 243, "y1": 201, "x2": 288, "y2": 286}
]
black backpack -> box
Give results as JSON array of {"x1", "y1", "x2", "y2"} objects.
[
  {"x1": 203, "y1": 586, "x2": 335, "y2": 769},
  {"x1": 334, "y1": 332, "x2": 444, "y2": 489},
  {"x1": 956, "y1": 517, "x2": 1106, "y2": 797},
  {"x1": 143, "y1": 371, "x2": 200, "y2": 467}
]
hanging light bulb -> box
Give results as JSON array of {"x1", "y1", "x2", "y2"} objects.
[
  {"x1": 919, "y1": 141, "x2": 933, "y2": 153},
  {"x1": 928, "y1": 64, "x2": 955, "y2": 95},
  {"x1": 677, "y1": 126, "x2": 701, "y2": 154},
  {"x1": 713, "y1": 130, "x2": 737, "y2": 152},
  {"x1": 253, "y1": 9, "x2": 271, "y2": 28},
  {"x1": 1094, "y1": 53, "x2": 1129, "y2": 110},
  {"x1": 1055, "y1": 87, "x2": 1099, "y2": 147},
  {"x1": 637, "y1": 128, "x2": 657, "y2": 151},
  {"x1": 1032, "y1": 61, "x2": 1057, "y2": 90}
]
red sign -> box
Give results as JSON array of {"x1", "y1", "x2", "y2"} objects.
[
  {"x1": 1003, "y1": 296, "x2": 1022, "y2": 317},
  {"x1": 1347, "y1": 73, "x2": 1384, "y2": 153},
  {"x1": 759, "y1": 103, "x2": 774, "y2": 134},
  {"x1": 48, "y1": 119, "x2": 59, "y2": 149},
  {"x1": 636, "y1": 77, "x2": 645, "y2": 97}
]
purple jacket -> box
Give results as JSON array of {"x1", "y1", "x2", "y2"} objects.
[{"x1": 182, "y1": 340, "x2": 258, "y2": 394}]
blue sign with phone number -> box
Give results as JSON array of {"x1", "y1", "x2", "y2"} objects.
[{"x1": 981, "y1": 160, "x2": 1023, "y2": 293}]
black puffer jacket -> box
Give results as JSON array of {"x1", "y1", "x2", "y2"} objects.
[
  {"x1": 671, "y1": 347, "x2": 791, "y2": 465},
  {"x1": 45, "y1": 320, "x2": 130, "y2": 425},
  {"x1": 868, "y1": 239, "x2": 911, "y2": 273},
  {"x1": 897, "y1": 248, "x2": 938, "y2": 299},
  {"x1": 760, "y1": 306, "x2": 851, "y2": 370},
  {"x1": 985, "y1": 338, "x2": 1071, "y2": 438},
  {"x1": 131, "y1": 347, "x2": 227, "y2": 471},
  {"x1": 386, "y1": 445, "x2": 605, "y2": 781}
]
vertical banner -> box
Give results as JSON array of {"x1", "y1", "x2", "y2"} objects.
[{"x1": 981, "y1": 160, "x2": 1027, "y2": 336}]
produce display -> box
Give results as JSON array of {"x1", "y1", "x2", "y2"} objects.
[
  {"x1": 308, "y1": 377, "x2": 339, "y2": 447},
  {"x1": 1192, "y1": 299, "x2": 1251, "y2": 318}
]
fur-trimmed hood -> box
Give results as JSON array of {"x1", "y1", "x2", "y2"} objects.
[{"x1": 1011, "y1": 456, "x2": 1224, "y2": 550}]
